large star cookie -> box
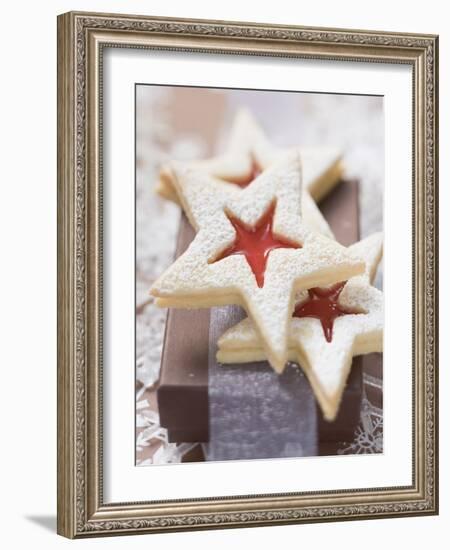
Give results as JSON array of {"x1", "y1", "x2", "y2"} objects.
[
  {"x1": 217, "y1": 232, "x2": 384, "y2": 420},
  {"x1": 150, "y1": 151, "x2": 365, "y2": 373},
  {"x1": 156, "y1": 108, "x2": 344, "y2": 238}
]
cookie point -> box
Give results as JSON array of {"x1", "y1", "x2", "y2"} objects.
[
  {"x1": 270, "y1": 355, "x2": 288, "y2": 374},
  {"x1": 323, "y1": 406, "x2": 338, "y2": 423}
]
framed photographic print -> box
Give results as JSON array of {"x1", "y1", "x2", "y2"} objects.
[{"x1": 57, "y1": 11, "x2": 439, "y2": 538}]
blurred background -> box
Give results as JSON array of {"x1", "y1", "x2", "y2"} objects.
[{"x1": 135, "y1": 85, "x2": 384, "y2": 465}]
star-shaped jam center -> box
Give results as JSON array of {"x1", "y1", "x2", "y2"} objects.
[
  {"x1": 213, "y1": 202, "x2": 301, "y2": 288},
  {"x1": 293, "y1": 283, "x2": 361, "y2": 342},
  {"x1": 221, "y1": 155, "x2": 262, "y2": 188}
]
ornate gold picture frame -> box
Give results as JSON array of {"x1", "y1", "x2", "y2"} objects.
[{"x1": 57, "y1": 11, "x2": 438, "y2": 538}]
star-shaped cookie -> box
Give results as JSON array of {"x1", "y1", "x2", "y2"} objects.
[
  {"x1": 150, "y1": 150, "x2": 365, "y2": 373},
  {"x1": 217, "y1": 232, "x2": 383, "y2": 420},
  {"x1": 156, "y1": 108, "x2": 344, "y2": 238}
]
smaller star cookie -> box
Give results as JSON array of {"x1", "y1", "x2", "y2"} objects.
[
  {"x1": 150, "y1": 150, "x2": 365, "y2": 373},
  {"x1": 217, "y1": 232, "x2": 383, "y2": 421}
]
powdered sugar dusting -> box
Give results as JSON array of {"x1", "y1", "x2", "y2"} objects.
[
  {"x1": 217, "y1": 233, "x2": 383, "y2": 419},
  {"x1": 151, "y1": 151, "x2": 364, "y2": 371}
]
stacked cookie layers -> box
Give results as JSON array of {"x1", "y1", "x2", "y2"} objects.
[{"x1": 151, "y1": 109, "x2": 383, "y2": 421}]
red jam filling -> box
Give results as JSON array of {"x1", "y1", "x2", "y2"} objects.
[
  {"x1": 223, "y1": 156, "x2": 262, "y2": 188},
  {"x1": 293, "y1": 283, "x2": 360, "y2": 342},
  {"x1": 213, "y1": 202, "x2": 301, "y2": 288}
]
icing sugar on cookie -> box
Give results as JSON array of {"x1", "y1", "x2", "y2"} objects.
[
  {"x1": 150, "y1": 150, "x2": 365, "y2": 373},
  {"x1": 156, "y1": 108, "x2": 344, "y2": 238},
  {"x1": 217, "y1": 232, "x2": 384, "y2": 421}
]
